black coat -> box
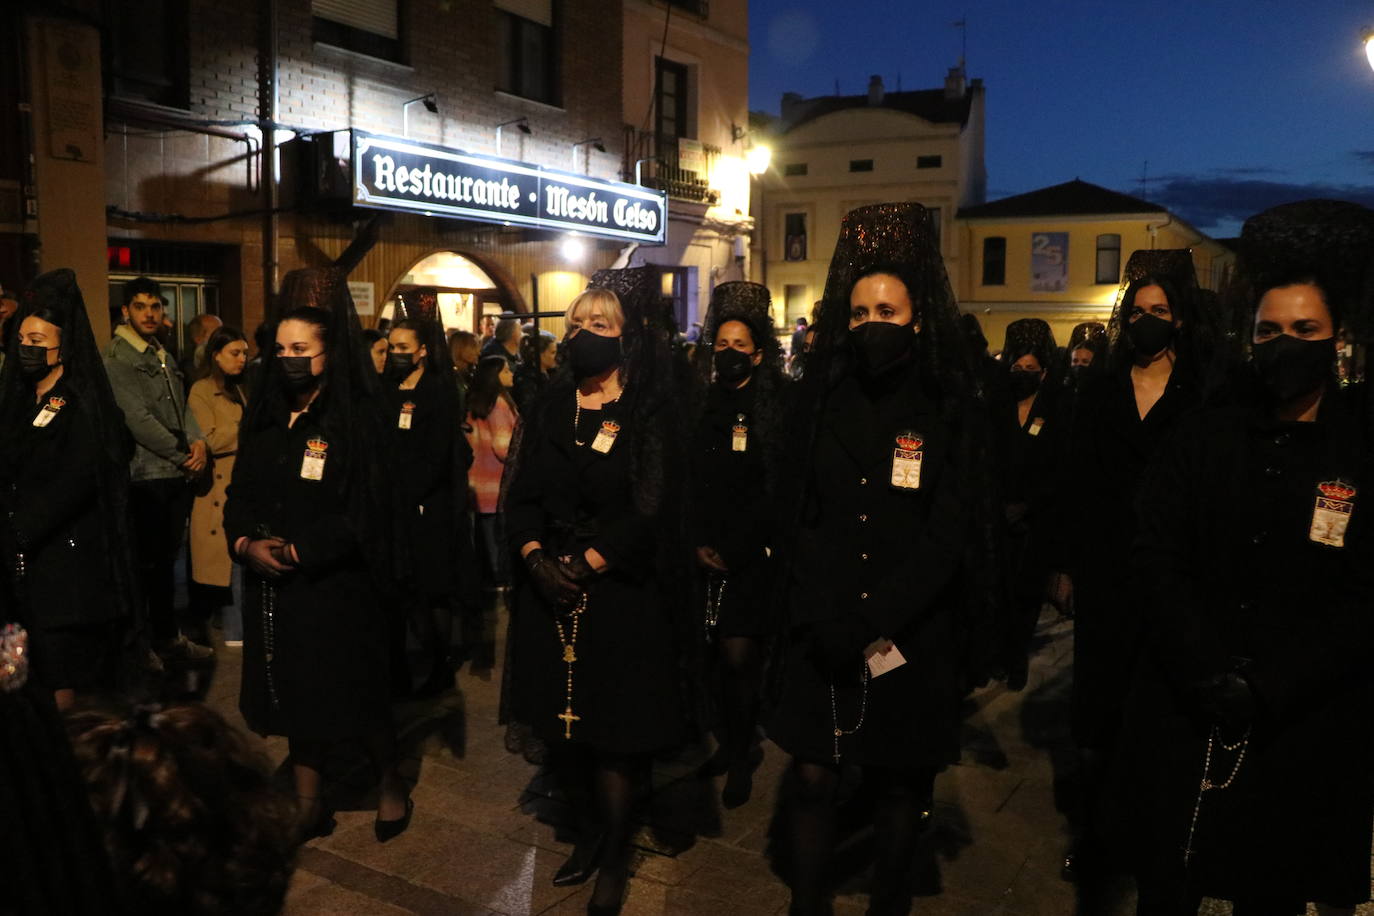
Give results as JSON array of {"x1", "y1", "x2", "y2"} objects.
[
  {"x1": 224, "y1": 403, "x2": 391, "y2": 740},
  {"x1": 688, "y1": 382, "x2": 777, "y2": 638},
  {"x1": 1047, "y1": 367, "x2": 1200, "y2": 747},
  {"x1": 386, "y1": 373, "x2": 463, "y2": 600},
  {"x1": 1113, "y1": 390, "x2": 1374, "y2": 906},
  {"x1": 0, "y1": 379, "x2": 124, "y2": 630},
  {"x1": 504, "y1": 390, "x2": 688, "y2": 753},
  {"x1": 769, "y1": 367, "x2": 970, "y2": 768}
]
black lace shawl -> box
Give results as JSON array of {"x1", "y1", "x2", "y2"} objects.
[
  {"x1": 780, "y1": 202, "x2": 1004, "y2": 684},
  {"x1": 238, "y1": 267, "x2": 399, "y2": 586},
  {"x1": 0, "y1": 269, "x2": 137, "y2": 628}
]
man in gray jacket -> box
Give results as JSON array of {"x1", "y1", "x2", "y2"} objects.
[{"x1": 104, "y1": 276, "x2": 212, "y2": 661}]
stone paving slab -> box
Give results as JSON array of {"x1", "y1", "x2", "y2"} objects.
[{"x1": 200, "y1": 604, "x2": 1373, "y2": 915}]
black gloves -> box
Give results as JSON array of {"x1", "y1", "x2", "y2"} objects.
[
  {"x1": 808, "y1": 615, "x2": 875, "y2": 676},
  {"x1": 559, "y1": 552, "x2": 597, "y2": 585},
  {"x1": 1197, "y1": 671, "x2": 1258, "y2": 731},
  {"x1": 525, "y1": 548, "x2": 581, "y2": 610}
]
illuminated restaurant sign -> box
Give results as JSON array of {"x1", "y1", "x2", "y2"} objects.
[{"x1": 352, "y1": 131, "x2": 667, "y2": 244}]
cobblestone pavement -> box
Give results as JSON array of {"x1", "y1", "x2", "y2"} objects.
[{"x1": 197, "y1": 603, "x2": 1372, "y2": 915}]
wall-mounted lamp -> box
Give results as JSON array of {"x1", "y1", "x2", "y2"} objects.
[
  {"x1": 571, "y1": 137, "x2": 606, "y2": 173},
  {"x1": 1365, "y1": 29, "x2": 1374, "y2": 73},
  {"x1": 561, "y1": 236, "x2": 586, "y2": 261},
  {"x1": 402, "y1": 93, "x2": 438, "y2": 138},
  {"x1": 495, "y1": 117, "x2": 532, "y2": 157},
  {"x1": 731, "y1": 122, "x2": 772, "y2": 175}
]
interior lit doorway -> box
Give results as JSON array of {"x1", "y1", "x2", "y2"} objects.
[{"x1": 381, "y1": 250, "x2": 521, "y2": 332}]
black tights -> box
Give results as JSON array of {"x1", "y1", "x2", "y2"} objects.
[
  {"x1": 552, "y1": 746, "x2": 648, "y2": 909},
  {"x1": 289, "y1": 728, "x2": 408, "y2": 823},
  {"x1": 716, "y1": 636, "x2": 763, "y2": 766},
  {"x1": 788, "y1": 761, "x2": 934, "y2": 916}
]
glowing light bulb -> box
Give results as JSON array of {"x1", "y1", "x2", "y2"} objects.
[
  {"x1": 561, "y1": 237, "x2": 585, "y2": 260},
  {"x1": 746, "y1": 144, "x2": 773, "y2": 175}
]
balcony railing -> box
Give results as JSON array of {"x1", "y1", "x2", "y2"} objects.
[{"x1": 622, "y1": 127, "x2": 720, "y2": 205}]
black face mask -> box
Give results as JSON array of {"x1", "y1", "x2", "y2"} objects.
[
  {"x1": 1008, "y1": 368, "x2": 1041, "y2": 400},
  {"x1": 17, "y1": 344, "x2": 56, "y2": 380},
  {"x1": 567, "y1": 329, "x2": 623, "y2": 379},
  {"x1": 384, "y1": 352, "x2": 416, "y2": 383},
  {"x1": 1252, "y1": 334, "x2": 1334, "y2": 402},
  {"x1": 278, "y1": 355, "x2": 320, "y2": 394},
  {"x1": 850, "y1": 321, "x2": 915, "y2": 379},
  {"x1": 1125, "y1": 313, "x2": 1175, "y2": 356},
  {"x1": 713, "y1": 347, "x2": 754, "y2": 386}
]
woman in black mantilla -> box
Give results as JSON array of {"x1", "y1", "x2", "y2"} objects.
[
  {"x1": 1042, "y1": 249, "x2": 1220, "y2": 883},
  {"x1": 383, "y1": 287, "x2": 472, "y2": 697},
  {"x1": 502, "y1": 267, "x2": 687, "y2": 915},
  {"x1": 224, "y1": 267, "x2": 411, "y2": 842},
  {"x1": 0, "y1": 269, "x2": 135, "y2": 710},
  {"x1": 1114, "y1": 200, "x2": 1374, "y2": 916},
  {"x1": 769, "y1": 203, "x2": 1000, "y2": 916},
  {"x1": 688, "y1": 281, "x2": 788, "y2": 809},
  {"x1": 996, "y1": 318, "x2": 1059, "y2": 688}
]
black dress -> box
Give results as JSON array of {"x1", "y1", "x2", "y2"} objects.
[
  {"x1": 224, "y1": 403, "x2": 391, "y2": 740},
  {"x1": 386, "y1": 373, "x2": 461, "y2": 601},
  {"x1": 1048, "y1": 367, "x2": 1198, "y2": 748},
  {"x1": 688, "y1": 382, "x2": 776, "y2": 638},
  {"x1": 0, "y1": 379, "x2": 124, "y2": 690},
  {"x1": 1113, "y1": 389, "x2": 1374, "y2": 907},
  {"x1": 504, "y1": 391, "x2": 687, "y2": 754},
  {"x1": 769, "y1": 367, "x2": 969, "y2": 768}
]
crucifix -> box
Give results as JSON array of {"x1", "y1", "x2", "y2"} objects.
[{"x1": 558, "y1": 705, "x2": 581, "y2": 739}]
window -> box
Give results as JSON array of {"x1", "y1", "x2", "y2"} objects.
[
  {"x1": 1096, "y1": 233, "x2": 1122, "y2": 284},
  {"x1": 105, "y1": 0, "x2": 190, "y2": 107},
  {"x1": 784, "y1": 162, "x2": 808, "y2": 177},
  {"x1": 661, "y1": 266, "x2": 694, "y2": 332},
  {"x1": 498, "y1": 4, "x2": 559, "y2": 105},
  {"x1": 313, "y1": 0, "x2": 403, "y2": 62},
  {"x1": 982, "y1": 236, "x2": 1006, "y2": 286},
  {"x1": 849, "y1": 159, "x2": 874, "y2": 173},
  {"x1": 784, "y1": 212, "x2": 807, "y2": 261},
  {"x1": 916, "y1": 154, "x2": 942, "y2": 169},
  {"x1": 655, "y1": 57, "x2": 690, "y2": 162}
]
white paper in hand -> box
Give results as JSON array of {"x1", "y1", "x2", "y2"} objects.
[{"x1": 865, "y1": 639, "x2": 908, "y2": 678}]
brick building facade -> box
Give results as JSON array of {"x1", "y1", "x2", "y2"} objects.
[{"x1": 5, "y1": 0, "x2": 749, "y2": 345}]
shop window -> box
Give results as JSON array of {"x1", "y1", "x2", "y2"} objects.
[
  {"x1": 1096, "y1": 233, "x2": 1121, "y2": 285},
  {"x1": 313, "y1": 0, "x2": 403, "y2": 62},
  {"x1": 661, "y1": 266, "x2": 695, "y2": 333},
  {"x1": 982, "y1": 236, "x2": 1006, "y2": 286},
  {"x1": 497, "y1": 2, "x2": 559, "y2": 105},
  {"x1": 849, "y1": 159, "x2": 874, "y2": 173},
  {"x1": 105, "y1": 0, "x2": 190, "y2": 108},
  {"x1": 784, "y1": 212, "x2": 807, "y2": 261},
  {"x1": 916, "y1": 154, "x2": 942, "y2": 169},
  {"x1": 784, "y1": 162, "x2": 807, "y2": 177}
]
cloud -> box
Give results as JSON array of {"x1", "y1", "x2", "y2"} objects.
[{"x1": 1146, "y1": 176, "x2": 1374, "y2": 232}]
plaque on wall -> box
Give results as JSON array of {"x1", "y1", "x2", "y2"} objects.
[{"x1": 40, "y1": 20, "x2": 101, "y2": 164}]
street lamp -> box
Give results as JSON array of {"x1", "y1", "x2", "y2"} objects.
[
  {"x1": 495, "y1": 117, "x2": 531, "y2": 157},
  {"x1": 402, "y1": 93, "x2": 438, "y2": 138},
  {"x1": 746, "y1": 144, "x2": 773, "y2": 175},
  {"x1": 571, "y1": 137, "x2": 606, "y2": 173},
  {"x1": 1364, "y1": 29, "x2": 1374, "y2": 73}
]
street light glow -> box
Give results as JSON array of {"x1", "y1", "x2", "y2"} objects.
[
  {"x1": 1365, "y1": 31, "x2": 1374, "y2": 73},
  {"x1": 561, "y1": 237, "x2": 585, "y2": 260},
  {"x1": 747, "y1": 144, "x2": 773, "y2": 175}
]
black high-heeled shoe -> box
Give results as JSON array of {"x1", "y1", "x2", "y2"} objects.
[
  {"x1": 586, "y1": 864, "x2": 628, "y2": 915},
  {"x1": 297, "y1": 798, "x2": 336, "y2": 842},
  {"x1": 552, "y1": 831, "x2": 605, "y2": 886},
  {"x1": 374, "y1": 796, "x2": 414, "y2": 843}
]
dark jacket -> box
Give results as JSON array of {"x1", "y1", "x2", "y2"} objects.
[
  {"x1": 1114, "y1": 389, "x2": 1374, "y2": 906},
  {"x1": 0, "y1": 379, "x2": 125, "y2": 629},
  {"x1": 224, "y1": 401, "x2": 390, "y2": 740},
  {"x1": 1046, "y1": 366, "x2": 1200, "y2": 747},
  {"x1": 386, "y1": 372, "x2": 464, "y2": 599},
  {"x1": 770, "y1": 366, "x2": 970, "y2": 768}
]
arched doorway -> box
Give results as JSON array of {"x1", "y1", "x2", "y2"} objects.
[{"x1": 382, "y1": 249, "x2": 525, "y2": 332}]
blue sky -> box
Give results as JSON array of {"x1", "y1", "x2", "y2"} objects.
[{"x1": 748, "y1": 0, "x2": 1374, "y2": 235}]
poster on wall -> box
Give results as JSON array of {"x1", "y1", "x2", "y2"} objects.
[
  {"x1": 348, "y1": 281, "x2": 375, "y2": 316},
  {"x1": 1030, "y1": 232, "x2": 1069, "y2": 293}
]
